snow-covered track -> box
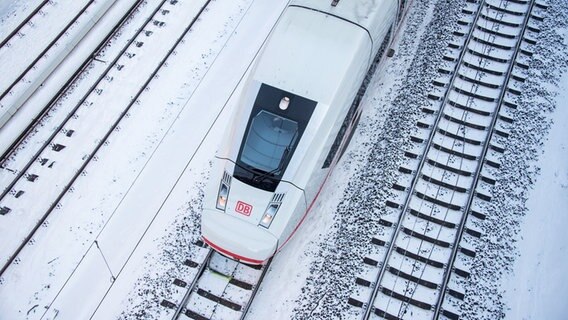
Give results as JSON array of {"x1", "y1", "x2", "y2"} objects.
[
  {"x1": 347, "y1": 0, "x2": 548, "y2": 319},
  {"x1": 163, "y1": 243, "x2": 271, "y2": 320},
  {"x1": 0, "y1": 0, "x2": 95, "y2": 101},
  {"x1": 0, "y1": 0, "x2": 112, "y2": 128},
  {"x1": 0, "y1": 0, "x2": 214, "y2": 277},
  {"x1": 0, "y1": 0, "x2": 50, "y2": 50},
  {"x1": 0, "y1": 0, "x2": 145, "y2": 161}
]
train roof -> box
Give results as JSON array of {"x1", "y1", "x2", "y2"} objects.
[
  {"x1": 290, "y1": 0, "x2": 398, "y2": 50},
  {"x1": 252, "y1": 6, "x2": 372, "y2": 105}
]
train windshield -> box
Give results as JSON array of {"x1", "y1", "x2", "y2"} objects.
[
  {"x1": 233, "y1": 83, "x2": 317, "y2": 192},
  {"x1": 240, "y1": 110, "x2": 299, "y2": 173}
]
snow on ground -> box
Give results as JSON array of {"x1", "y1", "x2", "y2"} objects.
[
  {"x1": 0, "y1": 0, "x2": 567, "y2": 319},
  {"x1": 0, "y1": 0, "x2": 117, "y2": 130},
  {"x1": 472, "y1": 2, "x2": 568, "y2": 319},
  {"x1": 503, "y1": 51, "x2": 568, "y2": 319},
  {"x1": 0, "y1": 0, "x2": 207, "y2": 270},
  {"x1": 0, "y1": 0, "x2": 92, "y2": 94},
  {"x1": 0, "y1": 0, "x2": 139, "y2": 157},
  {"x1": 0, "y1": 0, "x2": 145, "y2": 269}
]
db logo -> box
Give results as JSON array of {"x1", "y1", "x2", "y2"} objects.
[{"x1": 235, "y1": 201, "x2": 253, "y2": 216}]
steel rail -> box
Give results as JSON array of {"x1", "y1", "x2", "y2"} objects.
[
  {"x1": 174, "y1": 253, "x2": 272, "y2": 320},
  {"x1": 172, "y1": 249, "x2": 214, "y2": 320},
  {"x1": 239, "y1": 258, "x2": 272, "y2": 320},
  {"x1": 361, "y1": 0, "x2": 542, "y2": 318}
]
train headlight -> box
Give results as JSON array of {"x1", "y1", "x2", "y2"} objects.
[
  {"x1": 216, "y1": 172, "x2": 232, "y2": 211},
  {"x1": 216, "y1": 183, "x2": 229, "y2": 210},
  {"x1": 260, "y1": 203, "x2": 279, "y2": 228}
]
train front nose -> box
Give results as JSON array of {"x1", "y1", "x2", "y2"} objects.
[{"x1": 201, "y1": 208, "x2": 278, "y2": 265}]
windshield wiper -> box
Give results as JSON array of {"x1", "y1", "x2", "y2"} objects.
[
  {"x1": 250, "y1": 128, "x2": 298, "y2": 185},
  {"x1": 252, "y1": 147, "x2": 290, "y2": 184}
]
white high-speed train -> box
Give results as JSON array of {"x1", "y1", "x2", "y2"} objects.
[{"x1": 201, "y1": 0, "x2": 407, "y2": 264}]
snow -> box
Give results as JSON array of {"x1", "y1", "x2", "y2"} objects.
[
  {"x1": 501, "y1": 13, "x2": 568, "y2": 320},
  {"x1": 0, "y1": 0, "x2": 85, "y2": 78},
  {"x1": 505, "y1": 107, "x2": 568, "y2": 317},
  {"x1": 0, "y1": 0, "x2": 100, "y2": 125},
  {"x1": 0, "y1": 0, "x2": 44, "y2": 41},
  {"x1": 0, "y1": 0, "x2": 214, "y2": 270},
  {"x1": 0, "y1": 0, "x2": 141, "y2": 157},
  {"x1": 0, "y1": 0, "x2": 567, "y2": 319}
]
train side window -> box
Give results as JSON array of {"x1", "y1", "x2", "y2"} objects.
[
  {"x1": 322, "y1": 102, "x2": 358, "y2": 168},
  {"x1": 398, "y1": 0, "x2": 407, "y2": 22}
]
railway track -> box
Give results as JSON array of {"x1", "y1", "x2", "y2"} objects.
[
  {"x1": 0, "y1": 0, "x2": 96, "y2": 102},
  {"x1": 0, "y1": 0, "x2": 213, "y2": 276},
  {"x1": 0, "y1": 0, "x2": 146, "y2": 161},
  {"x1": 0, "y1": 0, "x2": 50, "y2": 49},
  {"x1": 160, "y1": 242, "x2": 271, "y2": 320},
  {"x1": 346, "y1": 0, "x2": 547, "y2": 319}
]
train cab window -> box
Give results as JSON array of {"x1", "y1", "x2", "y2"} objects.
[
  {"x1": 240, "y1": 110, "x2": 299, "y2": 173},
  {"x1": 233, "y1": 83, "x2": 317, "y2": 192}
]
